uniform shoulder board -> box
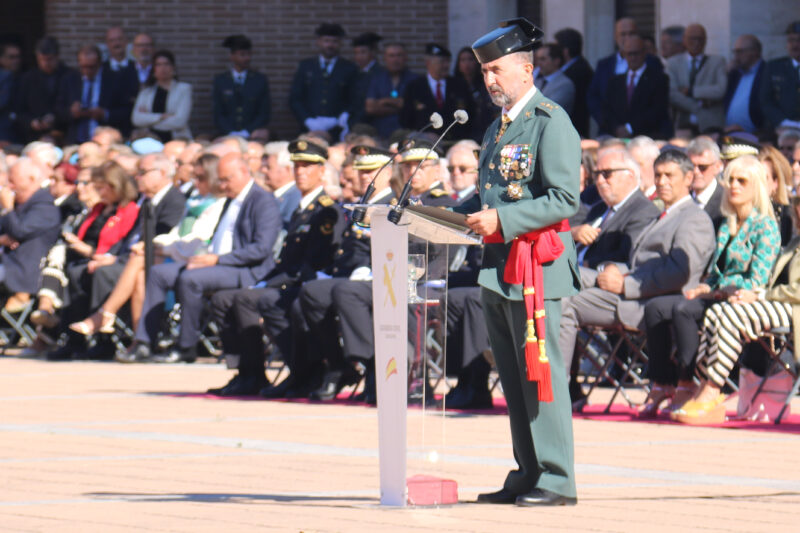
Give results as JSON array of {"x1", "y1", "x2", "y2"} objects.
[
  {"x1": 430, "y1": 189, "x2": 448, "y2": 198},
  {"x1": 536, "y1": 101, "x2": 558, "y2": 115},
  {"x1": 318, "y1": 195, "x2": 334, "y2": 207}
]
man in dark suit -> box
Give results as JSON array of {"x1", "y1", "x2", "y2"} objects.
[
  {"x1": 573, "y1": 148, "x2": 660, "y2": 280},
  {"x1": 400, "y1": 43, "x2": 474, "y2": 141},
  {"x1": 15, "y1": 37, "x2": 76, "y2": 143},
  {"x1": 0, "y1": 158, "x2": 60, "y2": 301},
  {"x1": 554, "y1": 28, "x2": 593, "y2": 138},
  {"x1": 534, "y1": 43, "x2": 575, "y2": 115},
  {"x1": 601, "y1": 35, "x2": 671, "y2": 139},
  {"x1": 290, "y1": 24, "x2": 358, "y2": 139},
  {"x1": 587, "y1": 17, "x2": 663, "y2": 129},
  {"x1": 725, "y1": 34, "x2": 764, "y2": 133},
  {"x1": 759, "y1": 21, "x2": 800, "y2": 132},
  {"x1": 57, "y1": 45, "x2": 135, "y2": 144},
  {"x1": 206, "y1": 139, "x2": 344, "y2": 396},
  {"x1": 127, "y1": 152, "x2": 281, "y2": 363},
  {"x1": 212, "y1": 35, "x2": 271, "y2": 139},
  {"x1": 686, "y1": 137, "x2": 725, "y2": 232},
  {"x1": 103, "y1": 25, "x2": 140, "y2": 111},
  {"x1": 351, "y1": 32, "x2": 384, "y2": 126},
  {"x1": 0, "y1": 43, "x2": 21, "y2": 143}
]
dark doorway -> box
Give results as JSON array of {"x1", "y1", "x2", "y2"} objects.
[{"x1": 0, "y1": 0, "x2": 46, "y2": 71}]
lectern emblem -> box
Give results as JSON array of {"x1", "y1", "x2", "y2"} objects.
[
  {"x1": 383, "y1": 264, "x2": 397, "y2": 307},
  {"x1": 385, "y1": 357, "x2": 398, "y2": 380}
]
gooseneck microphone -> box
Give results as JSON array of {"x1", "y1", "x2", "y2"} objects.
[
  {"x1": 387, "y1": 110, "x2": 469, "y2": 225},
  {"x1": 350, "y1": 113, "x2": 443, "y2": 225}
]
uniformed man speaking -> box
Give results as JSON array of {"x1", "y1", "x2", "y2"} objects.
[{"x1": 455, "y1": 18, "x2": 581, "y2": 506}]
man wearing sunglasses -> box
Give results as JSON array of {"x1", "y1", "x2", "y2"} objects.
[
  {"x1": 686, "y1": 137, "x2": 724, "y2": 232},
  {"x1": 446, "y1": 140, "x2": 480, "y2": 202}
]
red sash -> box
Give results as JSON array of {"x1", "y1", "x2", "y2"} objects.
[{"x1": 484, "y1": 219, "x2": 570, "y2": 402}]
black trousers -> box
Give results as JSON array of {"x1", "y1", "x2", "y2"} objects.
[
  {"x1": 644, "y1": 294, "x2": 709, "y2": 386},
  {"x1": 210, "y1": 286, "x2": 302, "y2": 376},
  {"x1": 298, "y1": 278, "x2": 348, "y2": 369}
]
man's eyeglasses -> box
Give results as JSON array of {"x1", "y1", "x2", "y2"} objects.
[
  {"x1": 694, "y1": 162, "x2": 714, "y2": 173},
  {"x1": 137, "y1": 168, "x2": 159, "y2": 176},
  {"x1": 76, "y1": 180, "x2": 91, "y2": 186},
  {"x1": 592, "y1": 168, "x2": 630, "y2": 180},
  {"x1": 447, "y1": 165, "x2": 477, "y2": 174}
]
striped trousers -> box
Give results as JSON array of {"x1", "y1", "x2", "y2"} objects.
[{"x1": 695, "y1": 300, "x2": 793, "y2": 388}]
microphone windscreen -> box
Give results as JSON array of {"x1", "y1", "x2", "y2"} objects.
[
  {"x1": 430, "y1": 112, "x2": 444, "y2": 129},
  {"x1": 454, "y1": 109, "x2": 469, "y2": 124}
]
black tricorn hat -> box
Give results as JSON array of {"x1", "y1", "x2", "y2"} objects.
[
  {"x1": 352, "y1": 32, "x2": 382, "y2": 48},
  {"x1": 315, "y1": 23, "x2": 346, "y2": 38},
  {"x1": 222, "y1": 34, "x2": 252, "y2": 52},
  {"x1": 472, "y1": 18, "x2": 544, "y2": 64}
]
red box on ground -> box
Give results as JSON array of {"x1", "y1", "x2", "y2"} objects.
[{"x1": 407, "y1": 475, "x2": 458, "y2": 506}]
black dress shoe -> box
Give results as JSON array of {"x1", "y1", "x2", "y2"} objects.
[
  {"x1": 116, "y1": 343, "x2": 150, "y2": 363},
  {"x1": 218, "y1": 374, "x2": 268, "y2": 396},
  {"x1": 74, "y1": 340, "x2": 116, "y2": 361},
  {"x1": 476, "y1": 488, "x2": 518, "y2": 504},
  {"x1": 152, "y1": 346, "x2": 198, "y2": 364},
  {"x1": 515, "y1": 489, "x2": 577, "y2": 507},
  {"x1": 310, "y1": 367, "x2": 362, "y2": 401},
  {"x1": 207, "y1": 374, "x2": 241, "y2": 395},
  {"x1": 446, "y1": 386, "x2": 493, "y2": 410},
  {"x1": 260, "y1": 376, "x2": 295, "y2": 399}
]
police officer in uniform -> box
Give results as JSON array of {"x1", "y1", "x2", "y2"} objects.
[
  {"x1": 291, "y1": 145, "x2": 396, "y2": 401},
  {"x1": 207, "y1": 139, "x2": 344, "y2": 397},
  {"x1": 212, "y1": 35, "x2": 271, "y2": 138},
  {"x1": 456, "y1": 19, "x2": 581, "y2": 506},
  {"x1": 289, "y1": 23, "x2": 359, "y2": 140}
]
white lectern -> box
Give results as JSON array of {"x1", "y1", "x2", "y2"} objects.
[{"x1": 346, "y1": 204, "x2": 481, "y2": 506}]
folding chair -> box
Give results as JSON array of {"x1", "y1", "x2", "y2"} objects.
[
  {"x1": 754, "y1": 327, "x2": 800, "y2": 424},
  {"x1": 575, "y1": 325, "x2": 651, "y2": 412},
  {"x1": 0, "y1": 299, "x2": 37, "y2": 350}
]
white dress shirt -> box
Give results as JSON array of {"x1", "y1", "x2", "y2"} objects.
[{"x1": 210, "y1": 180, "x2": 254, "y2": 255}]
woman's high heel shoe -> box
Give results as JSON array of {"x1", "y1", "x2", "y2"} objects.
[
  {"x1": 69, "y1": 310, "x2": 117, "y2": 336},
  {"x1": 664, "y1": 386, "x2": 696, "y2": 414},
  {"x1": 637, "y1": 385, "x2": 675, "y2": 419}
]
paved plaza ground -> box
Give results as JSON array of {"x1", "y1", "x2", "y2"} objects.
[{"x1": 1, "y1": 356, "x2": 799, "y2": 532}]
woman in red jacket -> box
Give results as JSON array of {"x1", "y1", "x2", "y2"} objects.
[{"x1": 31, "y1": 162, "x2": 139, "y2": 329}]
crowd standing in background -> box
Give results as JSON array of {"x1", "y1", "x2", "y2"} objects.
[{"x1": 0, "y1": 17, "x2": 798, "y2": 428}]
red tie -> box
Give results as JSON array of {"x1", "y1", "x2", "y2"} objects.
[
  {"x1": 435, "y1": 81, "x2": 443, "y2": 108},
  {"x1": 626, "y1": 71, "x2": 636, "y2": 105}
]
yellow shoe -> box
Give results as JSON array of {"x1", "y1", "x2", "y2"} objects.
[{"x1": 673, "y1": 395, "x2": 727, "y2": 425}]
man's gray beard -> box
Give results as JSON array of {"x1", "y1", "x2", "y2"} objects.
[{"x1": 489, "y1": 85, "x2": 513, "y2": 108}]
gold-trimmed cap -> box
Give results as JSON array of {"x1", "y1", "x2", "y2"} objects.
[
  {"x1": 351, "y1": 145, "x2": 392, "y2": 170},
  {"x1": 289, "y1": 139, "x2": 328, "y2": 164},
  {"x1": 719, "y1": 134, "x2": 760, "y2": 160},
  {"x1": 400, "y1": 139, "x2": 441, "y2": 162}
]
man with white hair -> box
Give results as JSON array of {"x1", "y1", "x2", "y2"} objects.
[
  {"x1": 0, "y1": 157, "x2": 61, "y2": 312},
  {"x1": 627, "y1": 136, "x2": 661, "y2": 200},
  {"x1": 263, "y1": 141, "x2": 301, "y2": 227},
  {"x1": 686, "y1": 136, "x2": 724, "y2": 231},
  {"x1": 572, "y1": 149, "x2": 660, "y2": 283},
  {"x1": 446, "y1": 139, "x2": 480, "y2": 202},
  {"x1": 22, "y1": 141, "x2": 61, "y2": 172}
]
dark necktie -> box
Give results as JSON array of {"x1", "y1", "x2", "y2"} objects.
[
  {"x1": 435, "y1": 81, "x2": 443, "y2": 108},
  {"x1": 142, "y1": 199, "x2": 154, "y2": 282},
  {"x1": 539, "y1": 78, "x2": 548, "y2": 90},
  {"x1": 77, "y1": 78, "x2": 94, "y2": 142},
  {"x1": 626, "y1": 71, "x2": 636, "y2": 105},
  {"x1": 689, "y1": 57, "x2": 700, "y2": 96}
]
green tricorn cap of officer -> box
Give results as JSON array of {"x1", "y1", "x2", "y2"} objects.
[
  {"x1": 472, "y1": 18, "x2": 544, "y2": 64},
  {"x1": 289, "y1": 139, "x2": 328, "y2": 164}
]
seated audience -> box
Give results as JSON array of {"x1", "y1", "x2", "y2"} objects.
[
  {"x1": 0, "y1": 158, "x2": 61, "y2": 312},
  {"x1": 132, "y1": 50, "x2": 192, "y2": 142},
  {"x1": 32, "y1": 162, "x2": 138, "y2": 329},
  {"x1": 643, "y1": 155, "x2": 780, "y2": 415},
  {"x1": 68, "y1": 153, "x2": 222, "y2": 336},
  {"x1": 759, "y1": 144, "x2": 794, "y2": 245},
  {"x1": 679, "y1": 195, "x2": 800, "y2": 424}
]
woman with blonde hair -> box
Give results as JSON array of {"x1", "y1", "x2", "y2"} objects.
[
  {"x1": 677, "y1": 195, "x2": 800, "y2": 424},
  {"x1": 759, "y1": 144, "x2": 794, "y2": 245},
  {"x1": 640, "y1": 155, "x2": 780, "y2": 418}
]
